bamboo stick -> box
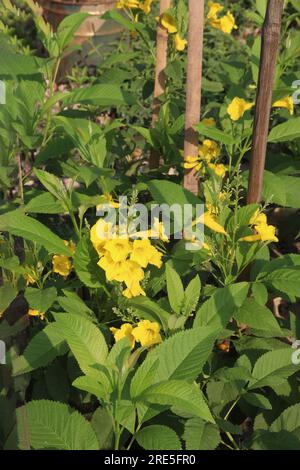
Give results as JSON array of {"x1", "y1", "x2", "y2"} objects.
[
  {"x1": 150, "y1": 0, "x2": 171, "y2": 169},
  {"x1": 247, "y1": 0, "x2": 284, "y2": 204},
  {"x1": 183, "y1": 0, "x2": 205, "y2": 195}
]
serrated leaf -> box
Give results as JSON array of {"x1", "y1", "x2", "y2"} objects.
[
  {"x1": 183, "y1": 418, "x2": 220, "y2": 450},
  {"x1": 165, "y1": 262, "x2": 184, "y2": 314},
  {"x1": 136, "y1": 425, "x2": 181, "y2": 451}
]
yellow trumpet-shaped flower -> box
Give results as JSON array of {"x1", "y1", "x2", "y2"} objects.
[
  {"x1": 117, "y1": 0, "x2": 140, "y2": 9},
  {"x1": 227, "y1": 97, "x2": 254, "y2": 121},
  {"x1": 130, "y1": 239, "x2": 163, "y2": 268},
  {"x1": 240, "y1": 210, "x2": 278, "y2": 243},
  {"x1": 139, "y1": 0, "x2": 153, "y2": 14},
  {"x1": 52, "y1": 254, "x2": 72, "y2": 277},
  {"x1": 160, "y1": 13, "x2": 177, "y2": 34},
  {"x1": 104, "y1": 238, "x2": 132, "y2": 263},
  {"x1": 123, "y1": 280, "x2": 146, "y2": 298},
  {"x1": 183, "y1": 155, "x2": 203, "y2": 172},
  {"x1": 132, "y1": 320, "x2": 162, "y2": 347},
  {"x1": 216, "y1": 12, "x2": 238, "y2": 34},
  {"x1": 110, "y1": 323, "x2": 136, "y2": 349},
  {"x1": 249, "y1": 209, "x2": 267, "y2": 227},
  {"x1": 28, "y1": 309, "x2": 45, "y2": 320},
  {"x1": 208, "y1": 162, "x2": 227, "y2": 178},
  {"x1": 207, "y1": 1, "x2": 224, "y2": 19},
  {"x1": 174, "y1": 33, "x2": 187, "y2": 51},
  {"x1": 96, "y1": 193, "x2": 120, "y2": 212},
  {"x1": 273, "y1": 96, "x2": 294, "y2": 115},
  {"x1": 199, "y1": 139, "x2": 220, "y2": 162},
  {"x1": 193, "y1": 212, "x2": 227, "y2": 235}
]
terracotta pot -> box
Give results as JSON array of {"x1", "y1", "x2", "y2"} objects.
[{"x1": 40, "y1": 0, "x2": 122, "y2": 73}]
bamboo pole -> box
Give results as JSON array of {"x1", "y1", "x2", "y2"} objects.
[
  {"x1": 183, "y1": 0, "x2": 205, "y2": 195},
  {"x1": 247, "y1": 0, "x2": 284, "y2": 204},
  {"x1": 150, "y1": 0, "x2": 171, "y2": 169}
]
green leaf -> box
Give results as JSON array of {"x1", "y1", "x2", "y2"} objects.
[
  {"x1": 0, "y1": 285, "x2": 17, "y2": 315},
  {"x1": 56, "y1": 12, "x2": 89, "y2": 50},
  {"x1": 53, "y1": 313, "x2": 108, "y2": 378},
  {"x1": 34, "y1": 169, "x2": 67, "y2": 203},
  {"x1": 139, "y1": 380, "x2": 214, "y2": 423},
  {"x1": 16, "y1": 400, "x2": 99, "y2": 450},
  {"x1": 126, "y1": 296, "x2": 170, "y2": 331},
  {"x1": 194, "y1": 282, "x2": 249, "y2": 329},
  {"x1": 270, "y1": 403, "x2": 300, "y2": 433},
  {"x1": 136, "y1": 425, "x2": 181, "y2": 451},
  {"x1": 261, "y1": 268, "x2": 300, "y2": 300},
  {"x1": 72, "y1": 376, "x2": 107, "y2": 401},
  {"x1": 91, "y1": 407, "x2": 114, "y2": 450},
  {"x1": 183, "y1": 418, "x2": 220, "y2": 450},
  {"x1": 25, "y1": 192, "x2": 64, "y2": 214},
  {"x1": 182, "y1": 275, "x2": 201, "y2": 316},
  {"x1": 0, "y1": 210, "x2": 70, "y2": 255},
  {"x1": 25, "y1": 286, "x2": 57, "y2": 312},
  {"x1": 268, "y1": 117, "x2": 300, "y2": 143},
  {"x1": 243, "y1": 393, "x2": 272, "y2": 410},
  {"x1": 12, "y1": 323, "x2": 67, "y2": 376},
  {"x1": 234, "y1": 298, "x2": 283, "y2": 337},
  {"x1": 251, "y1": 282, "x2": 268, "y2": 306},
  {"x1": 73, "y1": 236, "x2": 105, "y2": 289},
  {"x1": 194, "y1": 122, "x2": 236, "y2": 145},
  {"x1": 62, "y1": 84, "x2": 135, "y2": 107},
  {"x1": 249, "y1": 348, "x2": 298, "y2": 390},
  {"x1": 165, "y1": 262, "x2": 184, "y2": 314}
]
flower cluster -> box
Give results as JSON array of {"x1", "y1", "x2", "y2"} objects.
[
  {"x1": 110, "y1": 320, "x2": 162, "y2": 349},
  {"x1": 90, "y1": 218, "x2": 166, "y2": 298},
  {"x1": 183, "y1": 133, "x2": 226, "y2": 179},
  {"x1": 52, "y1": 240, "x2": 76, "y2": 278},
  {"x1": 227, "y1": 95, "x2": 294, "y2": 121},
  {"x1": 160, "y1": 13, "x2": 187, "y2": 51},
  {"x1": 207, "y1": 1, "x2": 237, "y2": 34},
  {"x1": 241, "y1": 210, "x2": 279, "y2": 243}
]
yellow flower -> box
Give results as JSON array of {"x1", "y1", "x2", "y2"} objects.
[
  {"x1": 249, "y1": 209, "x2": 267, "y2": 227},
  {"x1": 208, "y1": 162, "x2": 227, "y2": 178},
  {"x1": 132, "y1": 320, "x2": 162, "y2": 347},
  {"x1": 255, "y1": 223, "x2": 279, "y2": 243},
  {"x1": 23, "y1": 272, "x2": 36, "y2": 286},
  {"x1": 207, "y1": 1, "x2": 224, "y2": 20},
  {"x1": 160, "y1": 13, "x2": 177, "y2": 34},
  {"x1": 123, "y1": 281, "x2": 146, "y2": 298},
  {"x1": 110, "y1": 323, "x2": 136, "y2": 349},
  {"x1": 64, "y1": 239, "x2": 76, "y2": 254},
  {"x1": 28, "y1": 309, "x2": 45, "y2": 320},
  {"x1": 96, "y1": 193, "x2": 120, "y2": 212},
  {"x1": 273, "y1": 96, "x2": 294, "y2": 115},
  {"x1": 218, "y1": 12, "x2": 238, "y2": 34},
  {"x1": 139, "y1": 0, "x2": 153, "y2": 14},
  {"x1": 104, "y1": 238, "x2": 132, "y2": 262},
  {"x1": 90, "y1": 219, "x2": 115, "y2": 256},
  {"x1": 151, "y1": 218, "x2": 169, "y2": 243},
  {"x1": 193, "y1": 212, "x2": 227, "y2": 235},
  {"x1": 227, "y1": 97, "x2": 254, "y2": 121},
  {"x1": 117, "y1": 0, "x2": 139, "y2": 9},
  {"x1": 52, "y1": 255, "x2": 72, "y2": 277},
  {"x1": 202, "y1": 117, "x2": 216, "y2": 126},
  {"x1": 174, "y1": 33, "x2": 187, "y2": 51},
  {"x1": 183, "y1": 155, "x2": 202, "y2": 171},
  {"x1": 130, "y1": 239, "x2": 163, "y2": 268},
  {"x1": 198, "y1": 139, "x2": 220, "y2": 162}
]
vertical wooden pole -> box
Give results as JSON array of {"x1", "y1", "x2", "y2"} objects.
[
  {"x1": 150, "y1": 0, "x2": 171, "y2": 169},
  {"x1": 183, "y1": 0, "x2": 205, "y2": 195},
  {"x1": 247, "y1": 0, "x2": 284, "y2": 204}
]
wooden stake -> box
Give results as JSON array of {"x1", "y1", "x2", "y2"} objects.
[
  {"x1": 183, "y1": 0, "x2": 205, "y2": 195},
  {"x1": 247, "y1": 0, "x2": 284, "y2": 204},
  {"x1": 150, "y1": 0, "x2": 171, "y2": 169}
]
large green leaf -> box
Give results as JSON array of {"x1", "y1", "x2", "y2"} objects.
[
  {"x1": 136, "y1": 425, "x2": 182, "y2": 451},
  {"x1": 12, "y1": 323, "x2": 67, "y2": 376},
  {"x1": 268, "y1": 117, "x2": 300, "y2": 143},
  {"x1": 16, "y1": 400, "x2": 99, "y2": 450},
  {"x1": 234, "y1": 298, "x2": 283, "y2": 337},
  {"x1": 194, "y1": 282, "x2": 249, "y2": 329},
  {"x1": 62, "y1": 84, "x2": 135, "y2": 107},
  {"x1": 183, "y1": 418, "x2": 220, "y2": 450},
  {"x1": 73, "y1": 236, "x2": 105, "y2": 289},
  {"x1": 270, "y1": 403, "x2": 300, "y2": 433},
  {"x1": 0, "y1": 210, "x2": 70, "y2": 255},
  {"x1": 53, "y1": 313, "x2": 108, "y2": 377},
  {"x1": 165, "y1": 262, "x2": 184, "y2": 314},
  {"x1": 249, "y1": 348, "x2": 298, "y2": 390},
  {"x1": 139, "y1": 380, "x2": 214, "y2": 422}
]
